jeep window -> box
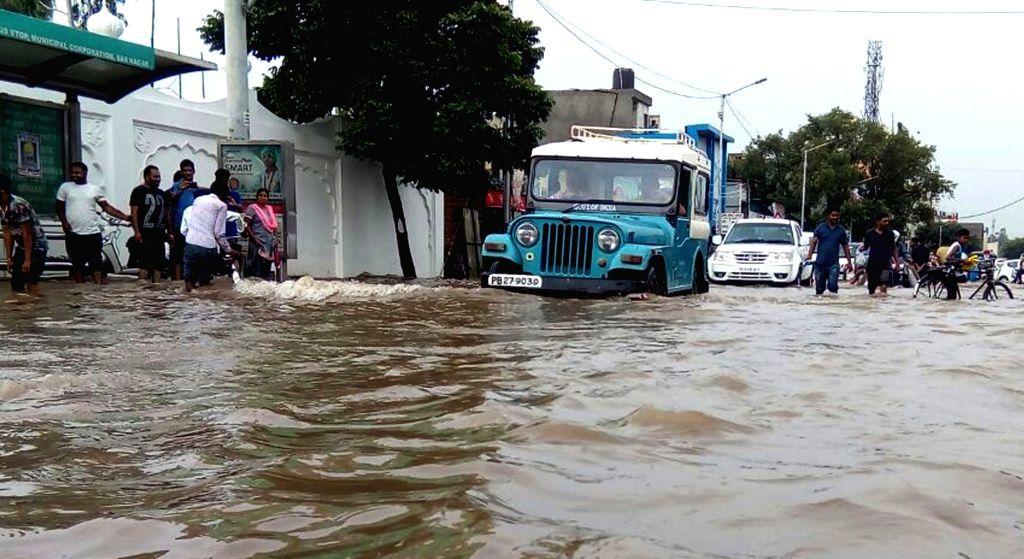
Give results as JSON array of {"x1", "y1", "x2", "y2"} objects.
[
  {"x1": 723, "y1": 223, "x2": 795, "y2": 245},
  {"x1": 531, "y1": 159, "x2": 677, "y2": 206},
  {"x1": 678, "y1": 166, "x2": 693, "y2": 217},
  {"x1": 694, "y1": 173, "x2": 709, "y2": 216}
]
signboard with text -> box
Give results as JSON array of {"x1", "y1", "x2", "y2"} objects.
[{"x1": 0, "y1": 8, "x2": 155, "y2": 70}]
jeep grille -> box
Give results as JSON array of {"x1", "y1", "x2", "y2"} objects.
[{"x1": 540, "y1": 223, "x2": 595, "y2": 276}]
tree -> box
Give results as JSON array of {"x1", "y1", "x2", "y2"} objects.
[
  {"x1": 0, "y1": 1, "x2": 125, "y2": 27},
  {"x1": 1, "y1": 0, "x2": 51, "y2": 19},
  {"x1": 999, "y1": 237, "x2": 1024, "y2": 259},
  {"x1": 734, "y1": 108, "x2": 956, "y2": 240},
  {"x1": 69, "y1": 1, "x2": 126, "y2": 29},
  {"x1": 200, "y1": 1, "x2": 552, "y2": 278},
  {"x1": 913, "y1": 220, "x2": 975, "y2": 251}
]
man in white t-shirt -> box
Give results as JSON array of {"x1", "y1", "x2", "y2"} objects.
[
  {"x1": 55, "y1": 161, "x2": 130, "y2": 284},
  {"x1": 944, "y1": 228, "x2": 970, "y2": 263}
]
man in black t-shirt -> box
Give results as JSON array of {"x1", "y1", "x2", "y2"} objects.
[
  {"x1": 129, "y1": 165, "x2": 172, "y2": 281},
  {"x1": 861, "y1": 212, "x2": 900, "y2": 296},
  {"x1": 910, "y1": 237, "x2": 930, "y2": 271}
]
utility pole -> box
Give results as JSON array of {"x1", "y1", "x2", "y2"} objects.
[
  {"x1": 176, "y1": 17, "x2": 182, "y2": 99},
  {"x1": 801, "y1": 140, "x2": 834, "y2": 231},
  {"x1": 716, "y1": 78, "x2": 766, "y2": 229},
  {"x1": 224, "y1": 0, "x2": 250, "y2": 139}
]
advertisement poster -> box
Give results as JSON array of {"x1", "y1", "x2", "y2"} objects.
[
  {"x1": 221, "y1": 144, "x2": 284, "y2": 201},
  {"x1": 219, "y1": 140, "x2": 296, "y2": 260},
  {"x1": 16, "y1": 132, "x2": 41, "y2": 177}
]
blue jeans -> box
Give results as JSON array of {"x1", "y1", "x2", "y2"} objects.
[
  {"x1": 183, "y1": 243, "x2": 219, "y2": 286},
  {"x1": 814, "y1": 263, "x2": 840, "y2": 294}
]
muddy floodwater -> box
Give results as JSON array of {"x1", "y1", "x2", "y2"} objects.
[{"x1": 0, "y1": 278, "x2": 1022, "y2": 558}]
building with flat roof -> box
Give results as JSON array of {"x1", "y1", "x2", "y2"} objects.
[{"x1": 540, "y1": 68, "x2": 653, "y2": 144}]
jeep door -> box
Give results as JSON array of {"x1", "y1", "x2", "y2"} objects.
[{"x1": 667, "y1": 166, "x2": 700, "y2": 289}]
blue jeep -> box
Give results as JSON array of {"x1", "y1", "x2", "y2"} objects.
[{"x1": 482, "y1": 126, "x2": 713, "y2": 296}]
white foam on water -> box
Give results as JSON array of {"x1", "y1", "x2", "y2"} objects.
[
  {"x1": 233, "y1": 276, "x2": 428, "y2": 302},
  {"x1": 0, "y1": 372, "x2": 139, "y2": 402},
  {"x1": 217, "y1": 408, "x2": 312, "y2": 429}
]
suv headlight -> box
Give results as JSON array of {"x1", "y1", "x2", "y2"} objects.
[
  {"x1": 768, "y1": 251, "x2": 793, "y2": 262},
  {"x1": 597, "y1": 229, "x2": 620, "y2": 252},
  {"x1": 712, "y1": 251, "x2": 728, "y2": 262},
  {"x1": 515, "y1": 222, "x2": 538, "y2": 247}
]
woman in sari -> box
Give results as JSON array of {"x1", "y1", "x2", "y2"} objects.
[{"x1": 244, "y1": 188, "x2": 279, "y2": 280}]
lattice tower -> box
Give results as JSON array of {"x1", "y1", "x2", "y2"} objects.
[{"x1": 864, "y1": 41, "x2": 883, "y2": 123}]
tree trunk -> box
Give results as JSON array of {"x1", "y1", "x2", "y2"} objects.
[{"x1": 383, "y1": 168, "x2": 417, "y2": 279}]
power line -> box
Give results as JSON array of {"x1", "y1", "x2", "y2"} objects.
[
  {"x1": 633, "y1": 0, "x2": 1024, "y2": 15},
  {"x1": 534, "y1": 0, "x2": 719, "y2": 95},
  {"x1": 945, "y1": 167, "x2": 1024, "y2": 173},
  {"x1": 959, "y1": 195, "x2": 1024, "y2": 220},
  {"x1": 724, "y1": 98, "x2": 755, "y2": 140},
  {"x1": 725, "y1": 97, "x2": 760, "y2": 138},
  {"x1": 534, "y1": 0, "x2": 719, "y2": 100}
]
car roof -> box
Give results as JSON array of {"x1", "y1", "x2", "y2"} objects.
[
  {"x1": 533, "y1": 139, "x2": 711, "y2": 170},
  {"x1": 732, "y1": 218, "x2": 797, "y2": 226}
]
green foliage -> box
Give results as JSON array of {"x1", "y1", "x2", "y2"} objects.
[
  {"x1": 734, "y1": 108, "x2": 955, "y2": 240},
  {"x1": 999, "y1": 237, "x2": 1024, "y2": 259},
  {"x1": 70, "y1": 1, "x2": 126, "y2": 29},
  {"x1": 199, "y1": 1, "x2": 552, "y2": 199},
  {"x1": 0, "y1": 0, "x2": 51, "y2": 19},
  {"x1": 913, "y1": 220, "x2": 972, "y2": 250}
]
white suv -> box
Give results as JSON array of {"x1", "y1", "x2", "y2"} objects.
[{"x1": 709, "y1": 218, "x2": 811, "y2": 284}]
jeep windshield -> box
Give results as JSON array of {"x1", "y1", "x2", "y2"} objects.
[
  {"x1": 531, "y1": 159, "x2": 677, "y2": 207},
  {"x1": 724, "y1": 223, "x2": 795, "y2": 245}
]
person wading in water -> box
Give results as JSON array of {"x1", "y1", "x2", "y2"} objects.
[{"x1": 861, "y1": 212, "x2": 900, "y2": 297}]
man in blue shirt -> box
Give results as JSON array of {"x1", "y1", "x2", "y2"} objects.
[
  {"x1": 805, "y1": 207, "x2": 853, "y2": 295},
  {"x1": 166, "y1": 159, "x2": 209, "y2": 280}
]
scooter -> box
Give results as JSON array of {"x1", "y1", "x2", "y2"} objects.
[
  {"x1": 100, "y1": 217, "x2": 137, "y2": 275},
  {"x1": 890, "y1": 259, "x2": 914, "y2": 289}
]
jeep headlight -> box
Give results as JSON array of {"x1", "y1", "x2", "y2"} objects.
[
  {"x1": 515, "y1": 222, "x2": 538, "y2": 247},
  {"x1": 597, "y1": 229, "x2": 620, "y2": 252},
  {"x1": 768, "y1": 251, "x2": 792, "y2": 262}
]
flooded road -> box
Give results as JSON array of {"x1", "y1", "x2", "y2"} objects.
[{"x1": 1, "y1": 279, "x2": 1022, "y2": 558}]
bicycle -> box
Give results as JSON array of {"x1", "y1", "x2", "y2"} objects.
[
  {"x1": 913, "y1": 263, "x2": 960, "y2": 300},
  {"x1": 967, "y1": 259, "x2": 1014, "y2": 301}
]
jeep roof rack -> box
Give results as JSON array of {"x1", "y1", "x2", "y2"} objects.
[{"x1": 569, "y1": 125, "x2": 707, "y2": 156}]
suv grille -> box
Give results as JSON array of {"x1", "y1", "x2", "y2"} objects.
[
  {"x1": 540, "y1": 223, "x2": 595, "y2": 276},
  {"x1": 735, "y1": 252, "x2": 768, "y2": 263}
]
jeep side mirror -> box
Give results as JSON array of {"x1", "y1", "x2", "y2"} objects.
[{"x1": 712, "y1": 234, "x2": 723, "y2": 246}]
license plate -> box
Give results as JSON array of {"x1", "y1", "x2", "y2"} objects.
[
  {"x1": 488, "y1": 274, "x2": 543, "y2": 288},
  {"x1": 739, "y1": 267, "x2": 759, "y2": 272}
]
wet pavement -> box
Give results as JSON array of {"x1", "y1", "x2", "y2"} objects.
[{"x1": 0, "y1": 278, "x2": 1022, "y2": 558}]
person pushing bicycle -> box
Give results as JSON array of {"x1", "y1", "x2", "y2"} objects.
[{"x1": 944, "y1": 228, "x2": 972, "y2": 281}]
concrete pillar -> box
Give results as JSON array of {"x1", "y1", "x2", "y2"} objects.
[
  {"x1": 65, "y1": 93, "x2": 82, "y2": 168},
  {"x1": 224, "y1": 0, "x2": 250, "y2": 140}
]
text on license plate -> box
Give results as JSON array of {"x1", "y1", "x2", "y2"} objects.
[
  {"x1": 739, "y1": 267, "x2": 759, "y2": 272},
  {"x1": 488, "y1": 274, "x2": 543, "y2": 288}
]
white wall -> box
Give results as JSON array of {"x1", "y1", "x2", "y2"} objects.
[
  {"x1": 340, "y1": 159, "x2": 444, "y2": 278},
  {"x1": 0, "y1": 83, "x2": 443, "y2": 278}
]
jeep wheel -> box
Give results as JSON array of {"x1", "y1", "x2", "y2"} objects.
[
  {"x1": 644, "y1": 265, "x2": 666, "y2": 296},
  {"x1": 692, "y1": 257, "x2": 709, "y2": 294}
]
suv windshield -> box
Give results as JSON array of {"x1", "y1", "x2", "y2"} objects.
[
  {"x1": 531, "y1": 159, "x2": 677, "y2": 206},
  {"x1": 724, "y1": 223, "x2": 794, "y2": 245}
]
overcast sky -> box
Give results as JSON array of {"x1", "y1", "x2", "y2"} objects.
[{"x1": 116, "y1": 0, "x2": 1024, "y2": 235}]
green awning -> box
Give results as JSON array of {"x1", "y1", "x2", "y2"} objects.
[{"x1": 0, "y1": 8, "x2": 216, "y2": 103}]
